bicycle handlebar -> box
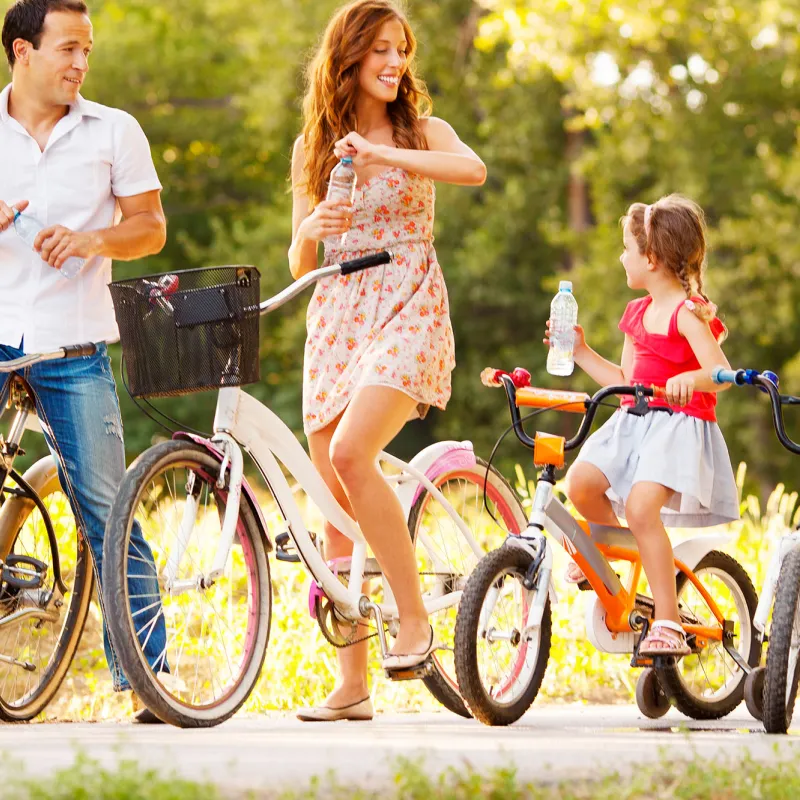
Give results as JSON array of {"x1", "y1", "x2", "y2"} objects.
[
  {"x1": 712, "y1": 365, "x2": 800, "y2": 455},
  {"x1": 497, "y1": 373, "x2": 658, "y2": 453},
  {"x1": 259, "y1": 250, "x2": 393, "y2": 315},
  {"x1": 0, "y1": 342, "x2": 98, "y2": 374}
]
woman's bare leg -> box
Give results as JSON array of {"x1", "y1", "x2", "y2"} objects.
[
  {"x1": 308, "y1": 416, "x2": 370, "y2": 708},
  {"x1": 330, "y1": 386, "x2": 430, "y2": 657}
]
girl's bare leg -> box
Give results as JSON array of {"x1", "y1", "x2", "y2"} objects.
[{"x1": 625, "y1": 482, "x2": 681, "y2": 623}]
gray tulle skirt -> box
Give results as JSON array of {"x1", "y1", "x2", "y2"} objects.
[{"x1": 573, "y1": 409, "x2": 740, "y2": 528}]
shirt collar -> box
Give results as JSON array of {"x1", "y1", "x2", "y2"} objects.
[{"x1": 0, "y1": 83, "x2": 101, "y2": 124}]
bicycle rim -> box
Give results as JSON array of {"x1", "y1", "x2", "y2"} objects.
[
  {"x1": 116, "y1": 447, "x2": 269, "y2": 717},
  {"x1": 0, "y1": 472, "x2": 90, "y2": 717}
]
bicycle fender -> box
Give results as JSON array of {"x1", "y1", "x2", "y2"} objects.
[
  {"x1": 401, "y1": 441, "x2": 476, "y2": 514},
  {"x1": 172, "y1": 432, "x2": 273, "y2": 552},
  {"x1": 672, "y1": 534, "x2": 734, "y2": 573}
]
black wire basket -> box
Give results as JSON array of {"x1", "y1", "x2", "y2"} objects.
[{"x1": 109, "y1": 266, "x2": 261, "y2": 398}]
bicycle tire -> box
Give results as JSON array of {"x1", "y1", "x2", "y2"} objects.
[
  {"x1": 656, "y1": 551, "x2": 759, "y2": 720},
  {"x1": 407, "y1": 458, "x2": 526, "y2": 718},
  {"x1": 454, "y1": 544, "x2": 551, "y2": 726},
  {"x1": 0, "y1": 458, "x2": 93, "y2": 721},
  {"x1": 103, "y1": 440, "x2": 271, "y2": 728},
  {"x1": 762, "y1": 545, "x2": 800, "y2": 733}
]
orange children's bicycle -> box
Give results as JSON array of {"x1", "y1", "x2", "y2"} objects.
[{"x1": 452, "y1": 368, "x2": 760, "y2": 726}]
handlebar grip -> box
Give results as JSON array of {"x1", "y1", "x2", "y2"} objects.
[
  {"x1": 712, "y1": 366, "x2": 743, "y2": 385},
  {"x1": 340, "y1": 250, "x2": 393, "y2": 275},
  {"x1": 651, "y1": 385, "x2": 667, "y2": 400},
  {"x1": 62, "y1": 343, "x2": 97, "y2": 359}
]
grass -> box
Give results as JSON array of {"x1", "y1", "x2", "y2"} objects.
[
  {"x1": 31, "y1": 460, "x2": 800, "y2": 719},
  {"x1": 2, "y1": 751, "x2": 800, "y2": 799}
]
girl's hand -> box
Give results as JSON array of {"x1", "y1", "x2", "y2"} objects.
[
  {"x1": 544, "y1": 322, "x2": 586, "y2": 354},
  {"x1": 297, "y1": 199, "x2": 353, "y2": 241},
  {"x1": 665, "y1": 373, "x2": 695, "y2": 406},
  {"x1": 333, "y1": 132, "x2": 384, "y2": 168}
]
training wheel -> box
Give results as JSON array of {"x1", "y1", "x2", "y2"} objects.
[
  {"x1": 744, "y1": 665, "x2": 765, "y2": 721},
  {"x1": 635, "y1": 667, "x2": 671, "y2": 719}
]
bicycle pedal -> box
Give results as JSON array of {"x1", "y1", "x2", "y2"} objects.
[
  {"x1": 275, "y1": 532, "x2": 301, "y2": 563},
  {"x1": 277, "y1": 529, "x2": 325, "y2": 564},
  {"x1": 385, "y1": 657, "x2": 435, "y2": 682},
  {"x1": 2, "y1": 555, "x2": 47, "y2": 590}
]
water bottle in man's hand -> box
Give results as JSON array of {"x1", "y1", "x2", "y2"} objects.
[
  {"x1": 326, "y1": 157, "x2": 357, "y2": 245},
  {"x1": 547, "y1": 280, "x2": 578, "y2": 377},
  {"x1": 13, "y1": 209, "x2": 85, "y2": 280}
]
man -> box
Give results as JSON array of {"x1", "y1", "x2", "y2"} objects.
[{"x1": 0, "y1": 0, "x2": 167, "y2": 719}]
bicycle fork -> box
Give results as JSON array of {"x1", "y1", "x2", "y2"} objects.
[
  {"x1": 163, "y1": 433, "x2": 244, "y2": 594},
  {"x1": 479, "y1": 478, "x2": 556, "y2": 644}
]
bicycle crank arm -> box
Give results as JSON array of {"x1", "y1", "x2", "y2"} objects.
[
  {"x1": 0, "y1": 652, "x2": 35, "y2": 672},
  {"x1": 0, "y1": 606, "x2": 59, "y2": 629}
]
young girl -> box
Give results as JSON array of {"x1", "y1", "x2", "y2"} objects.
[
  {"x1": 545, "y1": 194, "x2": 740, "y2": 656},
  {"x1": 289, "y1": 0, "x2": 486, "y2": 720}
]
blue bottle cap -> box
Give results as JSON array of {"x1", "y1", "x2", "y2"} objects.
[{"x1": 341, "y1": 157, "x2": 353, "y2": 165}]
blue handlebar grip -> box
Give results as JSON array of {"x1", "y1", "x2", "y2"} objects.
[{"x1": 712, "y1": 366, "x2": 741, "y2": 385}]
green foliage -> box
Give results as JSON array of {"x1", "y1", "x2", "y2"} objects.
[
  {"x1": 27, "y1": 0, "x2": 793, "y2": 493},
  {"x1": 5, "y1": 752, "x2": 800, "y2": 799}
]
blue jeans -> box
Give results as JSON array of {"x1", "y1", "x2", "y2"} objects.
[{"x1": 0, "y1": 342, "x2": 167, "y2": 691}]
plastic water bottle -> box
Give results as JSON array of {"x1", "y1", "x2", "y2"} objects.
[
  {"x1": 547, "y1": 280, "x2": 578, "y2": 377},
  {"x1": 13, "y1": 210, "x2": 84, "y2": 279},
  {"x1": 326, "y1": 157, "x2": 357, "y2": 245}
]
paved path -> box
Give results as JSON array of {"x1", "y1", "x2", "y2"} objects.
[{"x1": 1, "y1": 705, "x2": 798, "y2": 792}]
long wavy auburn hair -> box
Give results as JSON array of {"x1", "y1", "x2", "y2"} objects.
[{"x1": 300, "y1": 0, "x2": 431, "y2": 206}]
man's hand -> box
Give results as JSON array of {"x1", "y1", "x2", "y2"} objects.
[
  {"x1": 0, "y1": 199, "x2": 29, "y2": 232},
  {"x1": 34, "y1": 226, "x2": 102, "y2": 270}
]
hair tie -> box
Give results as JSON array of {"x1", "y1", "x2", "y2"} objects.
[{"x1": 644, "y1": 204, "x2": 653, "y2": 235}]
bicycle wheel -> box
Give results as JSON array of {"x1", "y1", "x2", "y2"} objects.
[
  {"x1": 453, "y1": 543, "x2": 551, "y2": 726},
  {"x1": 762, "y1": 545, "x2": 800, "y2": 733},
  {"x1": 0, "y1": 457, "x2": 93, "y2": 721},
  {"x1": 104, "y1": 440, "x2": 272, "y2": 728},
  {"x1": 407, "y1": 458, "x2": 526, "y2": 717},
  {"x1": 656, "y1": 551, "x2": 759, "y2": 720}
]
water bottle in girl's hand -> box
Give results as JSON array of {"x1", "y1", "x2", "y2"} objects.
[
  {"x1": 547, "y1": 280, "x2": 579, "y2": 377},
  {"x1": 326, "y1": 157, "x2": 357, "y2": 245},
  {"x1": 13, "y1": 210, "x2": 84, "y2": 280}
]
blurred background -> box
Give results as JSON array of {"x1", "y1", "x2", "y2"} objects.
[{"x1": 29, "y1": 0, "x2": 797, "y2": 497}]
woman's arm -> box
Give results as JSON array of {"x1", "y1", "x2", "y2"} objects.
[
  {"x1": 664, "y1": 309, "x2": 732, "y2": 405},
  {"x1": 334, "y1": 118, "x2": 486, "y2": 186},
  {"x1": 288, "y1": 136, "x2": 353, "y2": 280}
]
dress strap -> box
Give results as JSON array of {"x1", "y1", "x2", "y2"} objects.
[{"x1": 667, "y1": 298, "x2": 687, "y2": 337}]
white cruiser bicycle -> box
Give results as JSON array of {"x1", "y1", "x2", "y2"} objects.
[{"x1": 102, "y1": 251, "x2": 525, "y2": 727}]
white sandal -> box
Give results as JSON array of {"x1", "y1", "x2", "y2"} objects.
[{"x1": 638, "y1": 619, "x2": 691, "y2": 657}]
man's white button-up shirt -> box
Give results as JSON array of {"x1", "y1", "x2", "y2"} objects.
[{"x1": 0, "y1": 84, "x2": 162, "y2": 352}]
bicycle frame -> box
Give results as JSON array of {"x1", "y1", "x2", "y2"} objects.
[
  {"x1": 519, "y1": 473, "x2": 727, "y2": 647},
  {"x1": 163, "y1": 384, "x2": 487, "y2": 625}
]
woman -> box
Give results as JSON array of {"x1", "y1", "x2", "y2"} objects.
[{"x1": 290, "y1": 0, "x2": 486, "y2": 722}]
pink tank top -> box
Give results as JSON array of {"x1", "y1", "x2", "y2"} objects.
[{"x1": 618, "y1": 296, "x2": 725, "y2": 422}]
